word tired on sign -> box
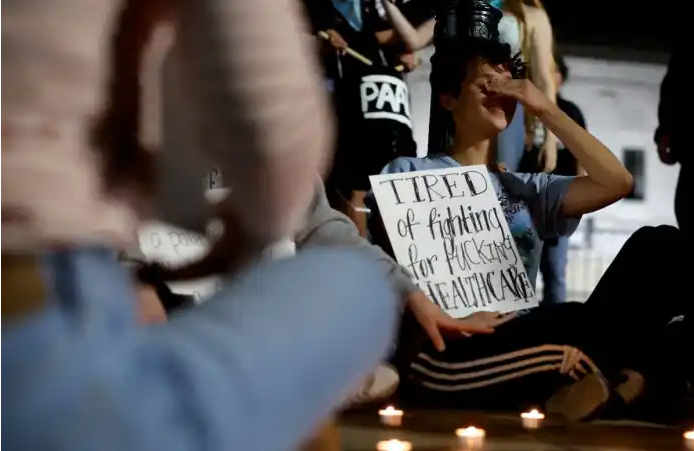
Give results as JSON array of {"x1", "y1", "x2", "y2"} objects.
[{"x1": 379, "y1": 169, "x2": 489, "y2": 205}]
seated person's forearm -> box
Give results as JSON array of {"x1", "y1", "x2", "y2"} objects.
[{"x1": 382, "y1": 2, "x2": 433, "y2": 51}]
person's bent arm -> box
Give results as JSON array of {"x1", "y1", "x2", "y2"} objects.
[
  {"x1": 538, "y1": 103, "x2": 633, "y2": 216},
  {"x1": 176, "y1": 0, "x2": 334, "y2": 247},
  {"x1": 380, "y1": 1, "x2": 434, "y2": 51}
]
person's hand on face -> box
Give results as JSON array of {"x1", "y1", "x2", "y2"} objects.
[
  {"x1": 487, "y1": 78, "x2": 553, "y2": 118},
  {"x1": 656, "y1": 133, "x2": 678, "y2": 165},
  {"x1": 458, "y1": 63, "x2": 517, "y2": 134},
  {"x1": 406, "y1": 291, "x2": 495, "y2": 352}
]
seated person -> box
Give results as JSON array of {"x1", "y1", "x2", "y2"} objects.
[{"x1": 366, "y1": 0, "x2": 692, "y2": 421}]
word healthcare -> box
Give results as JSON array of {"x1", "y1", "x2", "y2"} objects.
[{"x1": 370, "y1": 166, "x2": 538, "y2": 318}]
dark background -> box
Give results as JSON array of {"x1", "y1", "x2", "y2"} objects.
[{"x1": 543, "y1": 0, "x2": 679, "y2": 59}]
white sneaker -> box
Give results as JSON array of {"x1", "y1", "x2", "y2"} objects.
[
  {"x1": 345, "y1": 364, "x2": 400, "y2": 407},
  {"x1": 545, "y1": 372, "x2": 610, "y2": 421},
  {"x1": 615, "y1": 369, "x2": 645, "y2": 405}
]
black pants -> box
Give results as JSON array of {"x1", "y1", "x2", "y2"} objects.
[
  {"x1": 394, "y1": 226, "x2": 692, "y2": 410},
  {"x1": 675, "y1": 162, "x2": 692, "y2": 234}
]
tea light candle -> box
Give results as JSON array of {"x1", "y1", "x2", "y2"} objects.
[
  {"x1": 376, "y1": 439, "x2": 412, "y2": 451},
  {"x1": 378, "y1": 406, "x2": 404, "y2": 427},
  {"x1": 520, "y1": 409, "x2": 545, "y2": 429},
  {"x1": 684, "y1": 429, "x2": 694, "y2": 450},
  {"x1": 455, "y1": 426, "x2": 486, "y2": 450}
]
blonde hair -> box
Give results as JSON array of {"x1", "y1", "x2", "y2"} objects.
[{"x1": 502, "y1": 0, "x2": 554, "y2": 138}]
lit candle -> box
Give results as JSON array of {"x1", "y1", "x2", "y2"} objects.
[
  {"x1": 684, "y1": 429, "x2": 694, "y2": 450},
  {"x1": 376, "y1": 439, "x2": 412, "y2": 451},
  {"x1": 378, "y1": 406, "x2": 404, "y2": 427},
  {"x1": 455, "y1": 426, "x2": 486, "y2": 450},
  {"x1": 520, "y1": 409, "x2": 545, "y2": 430}
]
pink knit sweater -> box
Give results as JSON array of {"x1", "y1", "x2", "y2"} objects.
[{"x1": 2, "y1": 0, "x2": 332, "y2": 252}]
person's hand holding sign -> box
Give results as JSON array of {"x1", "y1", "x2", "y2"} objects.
[{"x1": 406, "y1": 291, "x2": 495, "y2": 352}]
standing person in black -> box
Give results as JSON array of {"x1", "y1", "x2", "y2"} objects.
[
  {"x1": 655, "y1": 9, "x2": 692, "y2": 235},
  {"x1": 302, "y1": 0, "x2": 428, "y2": 236}
]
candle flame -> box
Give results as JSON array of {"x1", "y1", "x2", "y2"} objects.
[
  {"x1": 521, "y1": 409, "x2": 545, "y2": 419},
  {"x1": 376, "y1": 439, "x2": 412, "y2": 451},
  {"x1": 685, "y1": 430, "x2": 694, "y2": 440},
  {"x1": 378, "y1": 406, "x2": 403, "y2": 416},
  {"x1": 455, "y1": 426, "x2": 486, "y2": 438}
]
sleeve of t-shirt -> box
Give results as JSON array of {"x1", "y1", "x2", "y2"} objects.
[
  {"x1": 504, "y1": 172, "x2": 581, "y2": 240},
  {"x1": 296, "y1": 183, "x2": 418, "y2": 299}
]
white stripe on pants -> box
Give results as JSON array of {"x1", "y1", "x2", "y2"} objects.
[{"x1": 410, "y1": 345, "x2": 600, "y2": 391}]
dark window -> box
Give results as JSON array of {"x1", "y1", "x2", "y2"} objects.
[{"x1": 622, "y1": 148, "x2": 645, "y2": 200}]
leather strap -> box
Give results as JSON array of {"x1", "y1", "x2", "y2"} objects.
[{"x1": 2, "y1": 254, "x2": 46, "y2": 324}]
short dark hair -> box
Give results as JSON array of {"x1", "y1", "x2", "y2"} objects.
[
  {"x1": 555, "y1": 53, "x2": 568, "y2": 81},
  {"x1": 430, "y1": 38, "x2": 526, "y2": 97},
  {"x1": 428, "y1": 38, "x2": 526, "y2": 154}
]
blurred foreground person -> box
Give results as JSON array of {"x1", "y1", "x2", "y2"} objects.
[{"x1": 2, "y1": 0, "x2": 398, "y2": 450}]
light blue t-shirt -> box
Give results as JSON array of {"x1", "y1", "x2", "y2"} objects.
[{"x1": 367, "y1": 154, "x2": 581, "y2": 291}]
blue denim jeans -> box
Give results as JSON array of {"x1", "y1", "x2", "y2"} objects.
[
  {"x1": 496, "y1": 103, "x2": 526, "y2": 172},
  {"x1": 3, "y1": 247, "x2": 397, "y2": 451},
  {"x1": 539, "y1": 236, "x2": 569, "y2": 305}
]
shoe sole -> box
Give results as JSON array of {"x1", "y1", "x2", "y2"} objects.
[{"x1": 545, "y1": 372, "x2": 610, "y2": 421}]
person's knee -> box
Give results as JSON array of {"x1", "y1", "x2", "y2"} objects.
[
  {"x1": 653, "y1": 224, "x2": 680, "y2": 237},
  {"x1": 620, "y1": 225, "x2": 683, "y2": 261},
  {"x1": 627, "y1": 226, "x2": 657, "y2": 241}
]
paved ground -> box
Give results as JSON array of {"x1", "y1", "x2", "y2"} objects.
[{"x1": 337, "y1": 410, "x2": 690, "y2": 451}]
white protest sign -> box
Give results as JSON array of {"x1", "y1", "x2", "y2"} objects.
[
  {"x1": 370, "y1": 165, "x2": 538, "y2": 318},
  {"x1": 138, "y1": 221, "x2": 222, "y2": 303}
]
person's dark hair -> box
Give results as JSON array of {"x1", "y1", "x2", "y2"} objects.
[
  {"x1": 554, "y1": 53, "x2": 568, "y2": 82},
  {"x1": 427, "y1": 0, "x2": 527, "y2": 155},
  {"x1": 430, "y1": 39, "x2": 526, "y2": 98}
]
